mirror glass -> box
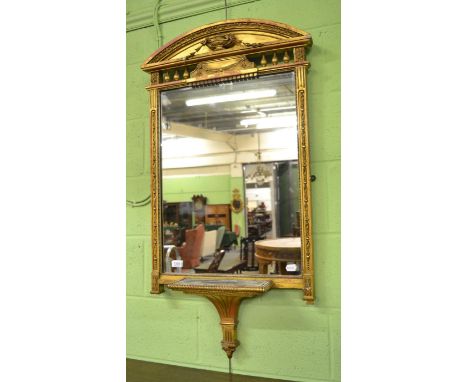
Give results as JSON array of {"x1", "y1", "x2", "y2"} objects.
[{"x1": 160, "y1": 71, "x2": 301, "y2": 276}]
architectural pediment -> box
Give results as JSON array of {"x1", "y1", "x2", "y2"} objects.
[{"x1": 141, "y1": 19, "x2": 311, "y2": 72}]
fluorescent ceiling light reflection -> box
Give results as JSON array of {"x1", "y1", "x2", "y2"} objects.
[
  {"x1": 259, "y1": 106, "x2": 296, "y2": 112},
  {"x1": 186, "y1": 89, "x2": 276, "y2": 106},
  {"x1": 240, "y1": 115, "x2": 297, "y2": 129}
]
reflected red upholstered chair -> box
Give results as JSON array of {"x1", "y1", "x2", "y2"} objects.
[{"x1": 177, "y1": 224, "x2": 205, "y2": 269}]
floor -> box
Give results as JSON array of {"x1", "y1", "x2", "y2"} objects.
[{"x1": 126, "y1": 359, "x2": 291, "y2": 382}]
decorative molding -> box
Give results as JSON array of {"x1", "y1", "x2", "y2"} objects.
[
  {"x1": 294, "y1": 47, "x2": 306, "y2": 62},
  {"x1": 159, "y1": 0, "x2": 259, "y2": 24},
  {"x1": 205, "y1": 33, "x2": 237, "y2": 50},
  {"x1": 150, "y1": 72, "x2": 160, "y2": 85},
  {"x1": 168, "y1": 278, "x2": 272, "y2": 358},
  {"x1": 295, "y1": 66, "x2": 315, "y2": 304},
  {"x1": 126, "y1": 6, "x2": 154, "y2": 32},
  {"x1": 150, "y1": 89, "x2": 164, "y2": 294},
  {"x1": 190, "y1": 55, "x2": 255, "y2": 78},
  {"x1": 142, "y1": 19, "x2": 310, "y2": 68},
  {"x1": 126, "y1": 0, "x2": 260, "y2": 32},
  {"x1": 142, "y1": 19, "x2": 314, "y2": 301}
]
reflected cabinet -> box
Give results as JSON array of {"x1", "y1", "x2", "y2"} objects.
[{"x1": 141, "y1": 19, "x2": 314, "y2": 304}]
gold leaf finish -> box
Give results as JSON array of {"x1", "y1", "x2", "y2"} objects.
[
  {"x1": 142, "y1": 19, "x2": 314, "y2": 303},
  {"x1": 271, "y1": 52, "x2": 278, "y2": 65},
  {"x1": 150, "y1": 89, "x2": 164, "y2": 294},
  {"x1": 141, "y1": 19, "x2": 311, "y2": 71},
  {"x1": 168, "y1": 279, "x2": 272, "y2": 358},
  {"x1": 205, "y1": 33, "x2": 237, "y2": 50},
  {"x1": 190, "y1": 55, "x2": 254, "y2": 79},
  {"x1": 150, "y1": 72, "x2": 160, "y2": 85},
  {"x1": 295, "y1": 66, "x2": 315, "y2": 303}
]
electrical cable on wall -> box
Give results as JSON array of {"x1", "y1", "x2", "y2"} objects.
[
  {"x1": 127, "y1": 0, "x2": 163, "y2": 209},
  {"x1": 129, "y1": 3, "x2": 160, "y2": 210},
  {"x1": 153, "y1": 0, "x2": 163, "y2": 48},
  {"x1": 126, "y1": 195, "x2": 151, "y2": 208},
  {"x1": 129, "y1": 0, "x2": 226, "y2": 209}
]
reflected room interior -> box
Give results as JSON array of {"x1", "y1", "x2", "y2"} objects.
[{"x1": 161, "y1": 72, "x2": 301, "y2": 276}]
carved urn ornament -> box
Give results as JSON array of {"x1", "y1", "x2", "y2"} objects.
[{"x1": 205, "y1": 33, "x2": 237, "y2": 50}]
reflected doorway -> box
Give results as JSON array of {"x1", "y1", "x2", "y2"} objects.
[{"x1": 243, "y1": 160, "x2": 299, "y2": 241}]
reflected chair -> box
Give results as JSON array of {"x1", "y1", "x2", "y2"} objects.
[
  {"x1": 177, "y1": 224, "x2": 205, "y2": 269},
  {"x1": 240, "y1": 237, "x2": 259, "y2": 271},
  {"x1": 215, "y1": 225, "x2": 226, "y2": 250},
  {"x1": 207, "y1": 249, "x2": 226, "y2": 273},
  {"x1": 201, "y1": 229, "x2": 218, "y2": 259},
  {"x1": 164, "y1": 245, "x2": 181, "y2": 273}
]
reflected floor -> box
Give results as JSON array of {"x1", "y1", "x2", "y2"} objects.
[
  {"x1": 195, "y1": 249, "x2": 254, "y2": 274},
  {"x1": 167, "y1": 248, "x2": 299, "y2": 275}
]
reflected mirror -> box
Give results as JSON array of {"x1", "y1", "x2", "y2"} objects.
[{"x1": 160, "y1": 72, "x2": 301, "y2": 276}]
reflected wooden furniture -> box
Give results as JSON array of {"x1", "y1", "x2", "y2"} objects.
[
  {"x1": 192, "y1": 195, "x2": 207, "y2": 225},
  {"x1": 163, "y1": 226, "x2": 184, "y2": 246},
  {"x1": 205, "y1": 204, "x2": 231, "y2": 231},
  {"x1": 207, "y1": 250, "x2": 226, "y2": 272},
  {"x1": 247, "y1": 206, "x2": 272, "y2": 238},
  {"x1": 163, "y1": 202, "x2": 193, "y2": 228},
  {"x1": 193, "y1": 249, "x2": 227, "y2": 273},
  {"x1": 255, "y1": 237, "x2": 301, "y2": 275}
]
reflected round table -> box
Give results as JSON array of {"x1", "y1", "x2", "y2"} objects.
[{"x1": 255, "y1": 237, "x2": 301, "y2": 275}]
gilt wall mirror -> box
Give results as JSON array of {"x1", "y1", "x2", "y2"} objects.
[{"x1": 141, "y1": 19, "x2": 314, "y2": 304}]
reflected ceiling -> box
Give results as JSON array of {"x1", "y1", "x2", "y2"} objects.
[{"x1": 161, "y1": 72, "x2": 296, "y2": 136}]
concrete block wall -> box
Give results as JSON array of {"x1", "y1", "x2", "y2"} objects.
[{"x1": 126, "y1": 1, "x2": 340, "y2": 381}]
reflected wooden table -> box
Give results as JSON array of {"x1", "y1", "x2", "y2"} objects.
[{"x1": 255, "y1": 237, "x2": 301, "y2": 275}]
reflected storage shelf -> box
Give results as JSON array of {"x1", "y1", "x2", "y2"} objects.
[{"x1": 247, "y1": 207, "x2": 272, "y2": 238}]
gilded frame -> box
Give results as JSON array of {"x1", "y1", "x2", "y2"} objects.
[{"x1": 141, "y1": 19, "x2": 314, "y2": 303}]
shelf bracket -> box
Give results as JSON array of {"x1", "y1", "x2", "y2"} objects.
[{"x1": 167, "y1": 278, "x2": 272, "y2": 358}]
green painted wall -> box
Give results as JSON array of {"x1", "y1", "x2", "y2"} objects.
[
  {"x1": 230, "y1": 176, "x2": 246, "y2": 237},
  {"x1": 127, "y1": 1, "x2": 340, "y2": 381},
  {"x1": 162, "y1": 174, "x2": 246, "y2": 235},
  {"x1": 163, "y1": 175, "x2": 231, "y2": 204}
]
